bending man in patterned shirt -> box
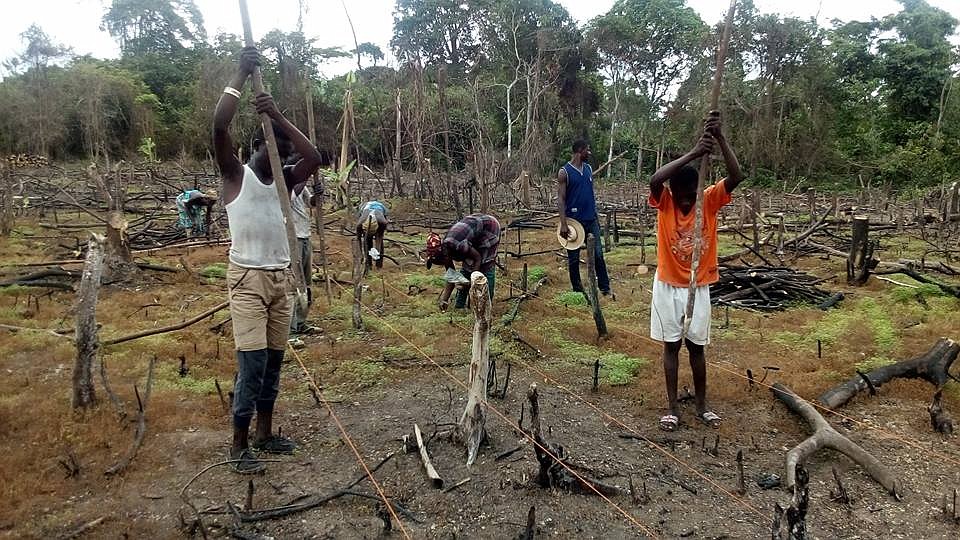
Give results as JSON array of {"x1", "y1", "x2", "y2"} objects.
[{"x1": 425, "y1": 214, "x2": 500, "y2": 311}]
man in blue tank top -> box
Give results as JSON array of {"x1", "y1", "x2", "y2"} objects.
[{"x1": 558, "y1": 139, "x2": 610, "y2": 296}]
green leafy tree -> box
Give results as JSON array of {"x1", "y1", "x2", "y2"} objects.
[{"x1": 101, "y1": 0, "x2": 207, "y2": 56}]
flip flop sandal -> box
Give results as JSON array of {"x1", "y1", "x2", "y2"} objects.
[
  {"x1": 659, "y1": 414, "x2": 679, "y2": 432},
  {"x1": 698, "y1": 411, "x2": 722, "y2": 428}
]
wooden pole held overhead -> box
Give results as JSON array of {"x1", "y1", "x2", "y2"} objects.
[
  {"x1": 238, "y1": 0, "x2": 304, "y2": 293},
  {"x1": 683, "y1": 0, "x2": 737, "y2": 339}
]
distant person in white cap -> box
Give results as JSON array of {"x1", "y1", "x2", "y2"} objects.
[
  {"x1": 558, "y1": 139, "x2": 610, "y2": 296},
  {"x1": 356, "y1": 200, "x2": 388, "y2": 270}
]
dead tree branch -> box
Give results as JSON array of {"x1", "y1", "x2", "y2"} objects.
[{"x1": 771, "y1": 383, "x2": 900, "y2": 497}]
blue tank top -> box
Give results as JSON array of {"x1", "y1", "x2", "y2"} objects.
[{"x1": 563, "y1": 162, "x2": 597, "y2": 222}]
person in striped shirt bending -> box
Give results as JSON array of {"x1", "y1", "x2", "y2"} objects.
[{"x1": 425, "y1": 214, "x2": 500, "y2": 311}]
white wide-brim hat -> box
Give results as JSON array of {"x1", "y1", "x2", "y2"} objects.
[{"x1": 557, "y1": 218, "x2": 586, "y2": 250}]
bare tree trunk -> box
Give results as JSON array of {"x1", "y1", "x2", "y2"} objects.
[
  {"x1": 73, "y1": 233, "x2": 105, "y2": 409},
  {"x1": 437, "y1": 66, "x2": 462, "y2": 217},
  {"x1": 336, "y1": 89, "x2": 353, "y2": 208},
  {"x1": 818, "y1": 338, "x2": 958, "y2": 409},
  {"x1": 393, "y1": 89, "x2": 403, "y2": 197},
  {"x1": 584, "y1": 234, "x2": 607, "y2": 337},
  {"x1": 0, "y1": 163, "x2": 12, "y2": 236},
  {"x1": 459, "y1": 272, "x2": 491, "y2": 466}
]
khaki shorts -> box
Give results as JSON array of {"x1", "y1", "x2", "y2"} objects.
[{"x1": 227, "y1": 263, "x2": 294, "y2": 351}]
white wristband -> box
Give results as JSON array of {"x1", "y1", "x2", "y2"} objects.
[{"x1": 223, "y1": 86, "x2": 241, "y2": 99}]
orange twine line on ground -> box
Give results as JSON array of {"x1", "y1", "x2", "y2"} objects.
[
  {"x1": 329, "y1": 278, "x2": 660, "y2": 538},
  {"x1": 287, "y1": 345, "x2": 411, "y2": 539},
  {"x1": 378, "y1": 277, "x2": 766, "y2": 522},
  {"x1": 520, "y1": 285, "x2": 960, "y2": 469}
]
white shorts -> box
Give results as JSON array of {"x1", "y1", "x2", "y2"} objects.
[{"x1": 650, "y1": 273, "x2": 711, "y2": 346}]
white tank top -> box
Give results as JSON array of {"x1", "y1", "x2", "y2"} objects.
[
  {"x1": 225, "y1": 165, "x2": 290, "y2": 269},
  {"x1": 291, "y1": 186, "x2": 312, "y2": 239}
]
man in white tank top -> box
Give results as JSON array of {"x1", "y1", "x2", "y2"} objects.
[{"x1": 213, "y1": 46, "x2": 324, "y2": 474}]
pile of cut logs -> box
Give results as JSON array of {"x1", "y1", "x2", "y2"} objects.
[{"x1": 711, "y1": 265, "x2": 834, "y2": 311}]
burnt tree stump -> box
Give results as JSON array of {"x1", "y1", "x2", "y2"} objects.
[
  {"x1": 846, "y1": 215, "x2": 873, "y2": 285},
  {"x1": 73, "y1": 233, "x2": 105, "y2": 409},
  {"x1": 459, "y1": 272, "x2": 491, "y2": 466}
]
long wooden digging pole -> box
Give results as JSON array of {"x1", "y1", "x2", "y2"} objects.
[
  {"x1": 683, "y1": 0, "x2": 736, "y2": 339},
  {"x1": 238, "y1": 0, "x2": 304, "y2": 294},
  {"x1": 305, "y1": 80, "x2": 332, "y2": 303}
]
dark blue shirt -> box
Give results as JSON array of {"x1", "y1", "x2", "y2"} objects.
[{"x1": 563, "y1": 162, "x2": 597, "y2": 222}]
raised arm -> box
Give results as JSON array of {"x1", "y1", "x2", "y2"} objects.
[
  {"x1": 705, "y1": 112, "x2": 744, "y2": 193},
  {"x1": 252, "y1": 93, "x2": 323, "y2": 190},
  {"x1": 557, "y1": 167, "x2": 570, "y2": 238},
  {"x1": 213, "y1": 47, "x2": 258, "y2": 185},
  {"x1": 650, "y1": 134, "x2": 712, "y2": 200}
]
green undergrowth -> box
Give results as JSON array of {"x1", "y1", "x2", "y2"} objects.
[
  {"x1": 200, "y1": 262, "x2": 227, "y2": 279},
  {"x1": 554, "y1": 291, "x2": 588, "y2": 306},
  {"x1": 535, "y1": 318, "x2": 648, "y2": 386},
  {"x1": 772, "y1": 296, "x2": 900, "y2": 373},
  {"x1": 527, "y1": 265, "x2": 547, "y2": 283},
  {"x1": 603, "y1": 246, "x2": 638, "y2": 266},
  {"x1": 341, "y1": 358, "x2": 386, "y2": 388},
  {"x1": 154, "y1": 361, "x2": 218, "y2": 394},
  {"x1": 890, "y1": 283, "x2": 948, "y2": 304},
  {"x1": 0, "y1": 284, "x2": 29, "y2": 296},
  {"x1": 405, "y1": 273, "x2": 446, "y2": 289}
]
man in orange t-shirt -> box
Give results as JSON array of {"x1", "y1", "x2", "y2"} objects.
[{"x1": 649, "y1": 111, "x2": 744, "y2": 432}]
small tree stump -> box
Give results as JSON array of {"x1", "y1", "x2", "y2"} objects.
[
  {"x1": 846, "y1": 215, "x2": 872, "y2": 285},
  {"x1": 459, "y1": 272, "x2": 491, "y2": 466}
]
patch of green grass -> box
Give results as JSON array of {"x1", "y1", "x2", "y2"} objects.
[
  {"x1": 603, "y1": 247, "x2": 638, "y2": 265},
  {"x1": 855, "y1": 356, "x2": 896, "y2": 372},
  {"x1": 554, "y1": 291, "x2": 588, "y2": 306},
  {"x1": 716, "y1": 234, "x2": 742, "y2": 257},
  {"x1": 0, "y1": 284, "x2": 29, "y2": 297},
  {"x1": 771, "y1": 330, "x2": 806, "y2": 347},
  {"x1": 604, "y1": 355, "x2": 644, "y2": 385},
  {"x1": 342, "y1": 358, "x2": 386, "y2": 388},
  {"x1": 200, "y1": 263, "x2": 227, "y2": 279},
  {"x1": 535, "y1": 319, "x2": 648, "y2": 385},
  {"x1": 890, "y1": 283, "x2": 947, "y2": 304},
  {"x1": 381, "y1": 344, "x2": 421, "y2": 361},
  {"x1": 405, "y1": 273, "x2": 446, "y2": 289},
  {"x1": 154, "y1": 362, "x2": 218, "y2": 394},
  {"x1": 528, "y1": 266, "x2": 547, "y2": 283},
  {"x1": 0, "y1": 305, "x2": 25, "y2": 321}
]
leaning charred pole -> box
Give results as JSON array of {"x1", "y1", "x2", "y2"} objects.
[
  {"x1": 73, "y1": 233, "x2": 106, "y2": 409},
  {"x1": 818, "y1": 338, "x2": 959, "y2": 409},
  {"x1": 584, "y1": 234, "x2": 607, "y2": 338},
  {"x1": 459, "y1": 272, "x2": 491, "y2": 466},
  {"x1": 238, "y1": 0, "x2": 304, "y2": 301},
  {"x1": 771, "y1": 383, "x2": 900, "y2": 497}
]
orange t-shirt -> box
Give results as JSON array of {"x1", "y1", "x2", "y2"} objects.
[{"x1": 649, "y1": 179, "x2": 732, "y2": 287}]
